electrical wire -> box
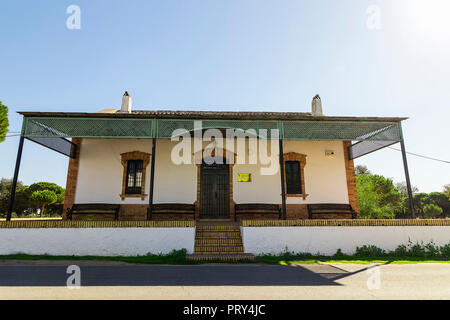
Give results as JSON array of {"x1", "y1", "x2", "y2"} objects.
[
  {"x1": 386, "y1": 146, "x2": 450, "y2": 164},
  {"x1": 2, "y1": 134, "x2": 449, "y2": 163}
]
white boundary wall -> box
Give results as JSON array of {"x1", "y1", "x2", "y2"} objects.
[
  {"x1": 0, "y1": 228, "x2": 195, "y2": 256},
  {"x1": 242, "y1": 226, "x2": 450, "y2": 255}
]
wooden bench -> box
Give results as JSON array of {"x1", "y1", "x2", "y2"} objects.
[
  {"x1": 307, "y1": 204, "x2": 357, "y2": 219},
  {"x1": 151, "y1": 203, "x2": 195, "y2": 219},
  {"x1": 67, "y1": 204, "x2": 120, "y2": 221},
  {"x1": 235, "y1": 203, "x2": 281, "y2": 221}
]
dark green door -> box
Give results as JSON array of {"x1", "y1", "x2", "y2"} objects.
[{"x1": 200, "y1": 161, "x2": 230, "y2": 219}]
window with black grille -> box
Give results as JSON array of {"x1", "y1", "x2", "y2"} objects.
[
  {"x1": 285, "y1": 161, "x2": 302, "y2": 194},
  {"x1": 125, "y1": 160, "x2": 143, "y2": 194}
]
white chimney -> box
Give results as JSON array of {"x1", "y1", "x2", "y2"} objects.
[
  {"x1": 120, "y1": 91, "x2": 132, "y2": 113},
  {"x1": 311, "y1": 94, "x2": 323, "y2": 116}
]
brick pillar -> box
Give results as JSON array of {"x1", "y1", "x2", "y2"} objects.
[
  {"x1": 343, "y1": 141, "x2": 359, "y2": 216},
  {"x1": 62, "y1": 138, "x2": 82, "y2": 219}
]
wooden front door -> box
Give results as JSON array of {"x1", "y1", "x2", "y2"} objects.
[{"x1": 200, "y1": 161, "x2": 230, "y2": 219}]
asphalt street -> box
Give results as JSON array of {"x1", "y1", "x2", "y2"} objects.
[{"x1": 0, "y1": 260, "x2": 449, "y2": 299}]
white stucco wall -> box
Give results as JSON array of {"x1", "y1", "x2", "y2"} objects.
[
  {"x1": 242, "y1": 226, "x2": 450, "y2": 255},
  {"x1": 153, "y1": 139, "x2": 197, "y2": 203},
  {"x1": 75, "y1": 138, "x2": 349, "y2": 205},
  {"x1": 75, "y1": 139, "x2": 154, "y2": 204},
  {"x1": 233, "y1": 140, "x2": 348, "y2": 204},
  {"x1": 0, "y1": 228, "x2": 195, "y2": 256}
]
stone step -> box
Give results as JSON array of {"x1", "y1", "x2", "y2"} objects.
[
  {"x1": 196, "y1": 229, "x2": 241, "y2": 234},
  {"x1": 187, "y1": 253, "x2": 256, "y2": 261},
  {"x1": 196, "y1": 225, "x2": 240, "y2": 231},
  {"x1": 195, "y1": 233, "x2": 241, "y2": 240},
  {"x1": 194, "y1": 246, "x2": 244, "y2": 253},
  {"x1": 195, "y1": 239, "x2": 243, "y2": 246}
]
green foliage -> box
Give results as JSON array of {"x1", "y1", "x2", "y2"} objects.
[
  {"x1": 0, "y1": 178, "x2": 29, "y2": 217},
  {"x1": 333, "y1": 249, "x2": 346, "y2": 258},
  {"x1": 413, "y1": 193, "x2": 430, "y2": 217},
  {"x1": 30, "y1": 190, "x2": 57, "y2": 206},
  {"x1": 440, "y1": 244, "x2": 450, "y2": 257},
  {"x1": 0, "y1": 249, "x2": 191, "y2": 265},
  {"x1": 356, "y1": 174, "x2": 402, "y2": 219},
  {"x1": 423, "y1": 204, "x2": 443, "y2": 218},
  {"x1": 355, "y1": 245, "x2": 386, "y2": 257},
  {"x1": 0, "y1": 179, "x2": 66, "y2": 217},
  {"x1": 258, "y1": 241, "x2": 450, "y2": 263},
  {"x1": 0, "y1": 101, "x2": 8, "y2": 143},
  {"x1": 27, "y1": 182, "x2": 65, "y2": 201},
  {"x1": 356, "y1": 166, "x2": 448, "y2": 219},
  {"x1": 2, "y1": 244, "x2": 450, "y2": 265},
  {"x1": 391, "y1": 240, "x2": 445, "y2": 258},
  {"x1": 428, "y1": 192, "x2": 450, "y2": 215},
  {"x1": 30, "y1": 190, "x2": 58, "y2": 217},
  {"x1": 27, "y1": 182, "x2": 65, "y2": 216},
  {"x1": 412, "y1": 192, "x2": 449, "y2": 218}
]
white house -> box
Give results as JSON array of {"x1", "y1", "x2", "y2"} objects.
[{"x1": 9, "y1": 93, "x2": 411, "y2": 222}]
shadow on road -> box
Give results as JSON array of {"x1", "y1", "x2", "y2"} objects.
[{"x1": 0, "y1": 263, "x2": 376, "y2": 287}]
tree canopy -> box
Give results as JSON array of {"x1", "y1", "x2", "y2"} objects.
[
  {"x1": 0, "y1": 178, "x2": 28, "y2": 217},
  {"x1": 423, "y1": 204, "x2": 443, "y2": 218},
  {"x1": 0, "y1": 179, "x2": 65, "y2": 218},
  {"x1": 356, "y1": 173, "x2": 403, "y2": 219},
  {"x1": 356, "y1": 165, "x2": 449, "y2": 219},
  {"x1": 0, "y1": 101, "x2": 9, "y2": 143},
  {"x1": 30, "y1": 190, "x2": 58, "y2": 217}
]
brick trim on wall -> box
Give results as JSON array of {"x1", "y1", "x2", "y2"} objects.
[
  {"x1": 62, "y1": 138, "x2": 82, "y2": 219},
  {"x1": 343, "y1": 141, "x2": 359, "y2": 216}
]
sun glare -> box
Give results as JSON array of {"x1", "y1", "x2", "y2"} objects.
[{"x1": 401, "y1": 0, "x2": 450, "y2": 40}]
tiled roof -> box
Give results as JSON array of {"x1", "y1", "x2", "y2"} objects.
[{"x1": 18, "y1": 109, "x2": 407, "y2": 122}]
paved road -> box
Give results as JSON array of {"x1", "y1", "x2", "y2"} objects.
[{"x1": 0, "y1": 260, "x2": 449, "y2": 299}]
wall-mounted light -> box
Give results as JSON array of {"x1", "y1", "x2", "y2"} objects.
[{"x1": 325, "y1": 150, "x2": 335, "y2": 157}]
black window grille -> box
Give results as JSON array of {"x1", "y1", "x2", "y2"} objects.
[
  {"x1": 125, "y1": 160, "x2": 143, "y2": 194},
  {"x1": 285, "y1": 161, "x2": 302, "y2": 194}
]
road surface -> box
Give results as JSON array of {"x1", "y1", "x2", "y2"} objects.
[{"x1": 0, "y1": 260, "x2": 449, "y2": 299}]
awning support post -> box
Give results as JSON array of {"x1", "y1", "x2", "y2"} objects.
[
  {"x1": 7, "y1": 135, "x2": 25, "y2": 221},
  {"x1": 399, "y1": 124, "x2": 415, "y2": 219},
  {"x1": 147, "y1": 138, "x2": 156, "y2": 220},
  {"x1": 279, "y1": 138, "x2": 287, "y2": 220}
]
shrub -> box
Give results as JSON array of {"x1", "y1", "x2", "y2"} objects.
[
  {"x1": 333, "y1": 249, "x2": 346, "y2": 258},
  {"x1": 392, "y1": 244, "x2": 409, "y2": 257},
  {"x1": 165, "y1": 248, "x2": 187, "y2": 263},
  {"x1": 423, "y1": 204, "x2": 443, "y2": 218},
  {"x1": 424, "y1": 241, "x2": 440, "y2": 257},
  {"x1": 440, "y1": 244, "x2": 450, "y2": 257},
  {"x1": 355, "y1": 245, "x2": 386, "y2": 257}
]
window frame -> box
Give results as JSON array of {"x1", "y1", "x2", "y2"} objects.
[
  {"x1": 125, "y1": 159, "x2": 144, "y2": 195},
  {"x1": 120, "y1": 151, "x2": 150, "y2": 200}
]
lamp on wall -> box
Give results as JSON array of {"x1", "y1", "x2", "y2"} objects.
[{"x1": 325, "y1": 150, "x2": 335, "y2": 157}]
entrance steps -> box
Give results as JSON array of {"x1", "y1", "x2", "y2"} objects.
[{"x1": 187, "y1": 222, "x2": 255, "y2": 261}]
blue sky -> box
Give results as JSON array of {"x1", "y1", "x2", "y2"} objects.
[{"x1": 0, "y1": 0, "x2": 449, "y2": 192}]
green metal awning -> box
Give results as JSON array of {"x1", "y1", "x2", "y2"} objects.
[{"x1": 21, "y1": 115, "x2": 403, "y2": 141}]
